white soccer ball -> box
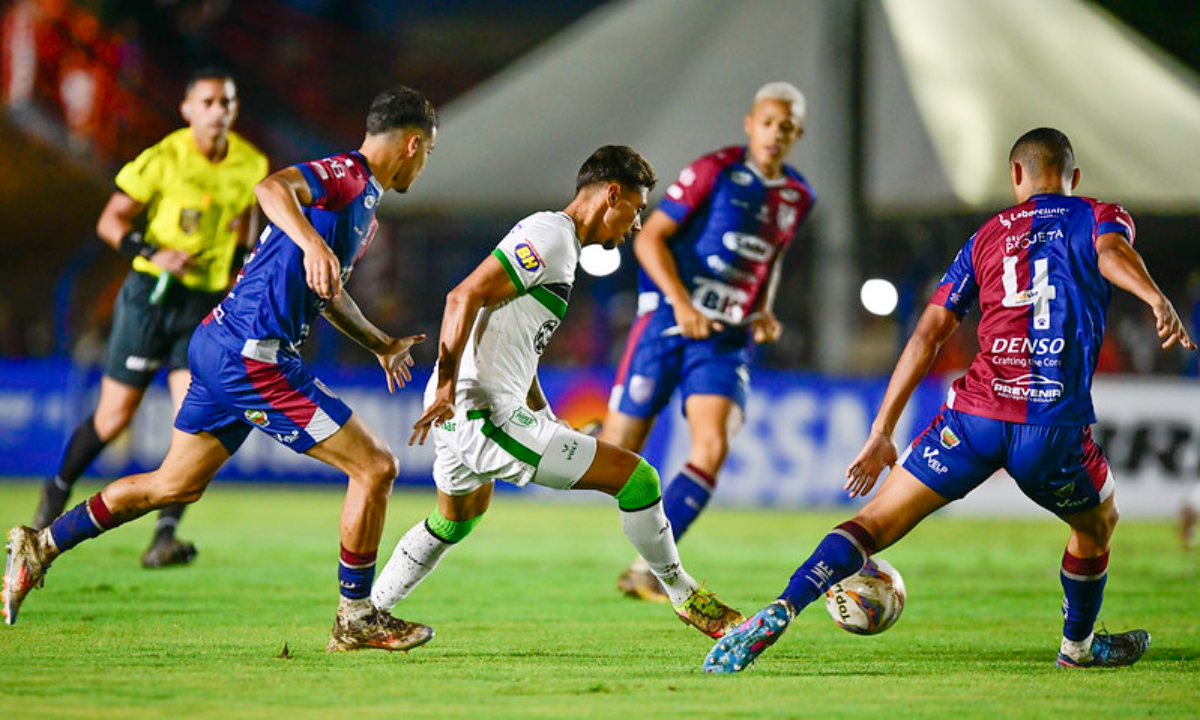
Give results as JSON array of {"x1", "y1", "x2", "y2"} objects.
[{"x1": 824, "y1": 557, "x2": 906, "y2": 635}]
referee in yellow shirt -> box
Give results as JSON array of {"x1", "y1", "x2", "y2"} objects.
[{"x1": 33, "y1": 68, "x2": 269, "y2": 568}]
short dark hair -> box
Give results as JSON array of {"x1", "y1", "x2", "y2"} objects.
[
  {"x1": 575, "y1": 145, "x2": 656, "y2": 194},
  {"x1": 366, "y1": 86, "x2": 438, "y2": 136},
  {"x1": 1009, "y1": 127, "x2": 1075, "y2": 179},
  {"x1": 185, "y1": 66, "x2": 235, "y2": 94}
]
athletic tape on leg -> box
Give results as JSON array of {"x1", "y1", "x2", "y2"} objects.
[{"x1": 616, "y1": 458, "x2": 662, "y2": 511}]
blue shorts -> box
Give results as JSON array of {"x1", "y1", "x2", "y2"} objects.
[
  {"x1": 900, "y1": 407, "x2": 1114, "y2": 517},
  {"x1": 174, "y1": 326, "x2": 353, "y2": 455},
  {"x1": 608, "y1": 307, "x2": 752, "y2": 420}
]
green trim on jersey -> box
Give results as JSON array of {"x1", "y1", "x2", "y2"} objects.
[
  {"x1": 528, "y1": 285, "x2": 568, "y2": 319},
  {"x1": 491, "y1": 248, "x2": 526, "y2": 294},
  {"x1": 467, "y1": 408, "x2": 543, "y2": 466}
]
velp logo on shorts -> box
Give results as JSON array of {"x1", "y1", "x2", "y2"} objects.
[{"x1": 513, "y1": 242, "x2": 543, "y2": 272}]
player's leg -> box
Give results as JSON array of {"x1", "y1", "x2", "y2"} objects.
[
  {"x1": 1180, "y1": 481, "x2": 1200, "y2": 550},
  {"x1": 568, "y1": 440, "x2": 743, "y2": 637},
  {"x1": 140, "y1": 368, "x2": 198, "y2": 568},
  {"x1": 4, "y1": 429, "x2": 230, "y2": 624},
  {"x1": 33, "y1": 377, "x2": 147, "y2": 530},
  {"x1": 372, "y1": 484, "x2": 493, "y2": 612},
  {"x1": 603, "y1": 316, "x2": 685, "y2": 600},
  {"x1": 667, "y1": 393, "x2": 741, "y2": 540},
  {"x1": 595, "y1": 408, "x2": 654, "y2": 452},
  {"x1": 1007, "y1": 424, "x2": 1148, "y2": 668},
  {"x1": 704, "y1": 466, "x2": 947, "y2": 673},
  {"x1": 600, "y1": 409, "x2": 674, "y2": 601},
  {"x1": 706, "y1": 410, "x2": 991, "y2": 673},
  {"x1": 305, "y1": 414, "x2": 432, "y2": 653},
  {"x1": 662, "y1": 337, "x2": 751, "y2": 545}
]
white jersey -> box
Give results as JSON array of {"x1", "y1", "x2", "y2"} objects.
[{"x1": 428, "y1": 211, "x2": 578, "y2": 410}]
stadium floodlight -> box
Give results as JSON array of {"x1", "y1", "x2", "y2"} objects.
[
  {"x1": 860, "y1": 278, "x2": 898, "y2": 316},
  {"x1": 580, "y1": 244, "x2": 621, "y2": 277}
]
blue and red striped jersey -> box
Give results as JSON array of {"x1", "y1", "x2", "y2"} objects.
[
  {"x1": 637, "y1": 146, "x2": 815, "y2": 324},
  {"x1": 931, "y1": 193, "x2": 1135, "y2": 425},
  {"x1": 205, "y1": 151, "x2": 382, "y2": 354}
]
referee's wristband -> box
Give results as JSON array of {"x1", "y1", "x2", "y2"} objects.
[{"x1": 117, "y1": 230, "x2": 157, "y2": 260}]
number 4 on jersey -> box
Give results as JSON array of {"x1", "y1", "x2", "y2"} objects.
[{"x1": 1001, "y1": 256, "x2": 1057, "y2": 330}]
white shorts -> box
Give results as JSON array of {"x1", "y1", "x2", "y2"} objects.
[{"x1": 431, "y1": 400, "x2": 598, "y2": 496}]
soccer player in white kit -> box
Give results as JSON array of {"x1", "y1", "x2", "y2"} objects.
[{"x1": 372, "y1": 146, "x2": 744, "y2": 639}]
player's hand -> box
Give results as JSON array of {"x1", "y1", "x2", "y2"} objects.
[
  {"x1": 672, "y1": 302, "x2": 724, "y2": 339},
  {"x1": 376, "y1": 333, "x2": 426, "y2": 394},
  {"x1": 1150, "y1": 298, "x2": 1197, "y2": 350},
  {"x1": 303, "y1": 243, "x2": 342, "y2": 300},
  {"x1": 410, "y1": 388, "x2": 455, "y2": 446},
  {"x1": 750, "y1": 310, "x2": 783, "y2": 344},
  {"x1": 845, "y1": 430, "x2": 899, "y2": 498},
  {"x1": 149, "y1": 249, "x2": 194, "y2": 277}
]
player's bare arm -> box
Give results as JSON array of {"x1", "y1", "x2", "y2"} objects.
[
  {"x1": 410, "y1": 254, "x2": 520, "y2": 445},
  {"x1": 846, "y1": 304, "x2": 959, "y2": 498},
  {"x1": 254, "y1": 166, "x2": 342, "y2": 300},
  {"x1": 749, "y1": 249, "x2": 786, "y2": 344},
  {"x1": 322, "y1": 292, "x2": 426, "y2": 394},
  {"x1": 1095, "y1": 232, "x2": 1196, "y2": 351},
  {"x1": 634, "y1": 210, "x2": 723, "y2": 338},
  {"x1": 97, "y1": 191, "x2": 193, "y2": 276}
]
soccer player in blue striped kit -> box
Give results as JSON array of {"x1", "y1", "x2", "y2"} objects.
[
  {"x1": 4, "y1": 86, "x2": 438, "y2": 653},
  {"x1": 705, "y1": 128, "x2": 1196, "y2": 673},
  {"x1": 600, "y1": 82, "x2": 816, "y2": 601}
]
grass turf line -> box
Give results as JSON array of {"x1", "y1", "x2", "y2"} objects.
[{"x1": 0, "y1": 479, "x2": 1198, "y2": 720}]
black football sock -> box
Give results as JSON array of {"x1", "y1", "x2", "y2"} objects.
[
  {"x1": 54, "y1": 414, "x2": 107, "y2": 487},
  {"x1": 154, "y1": 504, "x2": 187, "y2": 542}
]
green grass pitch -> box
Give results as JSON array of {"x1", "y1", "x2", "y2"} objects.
[{"x1": 1, "y1": 479, "x2": 1198, "y2": 719}]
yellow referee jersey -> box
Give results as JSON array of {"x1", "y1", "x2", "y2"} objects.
[{"x1": 116, "y1": 128, "x2": 269, "y2": 293}]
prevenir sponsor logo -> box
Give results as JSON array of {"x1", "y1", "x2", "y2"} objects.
[{"x1": 991, "y1": 374, "x2": 1064, "y2": 403}]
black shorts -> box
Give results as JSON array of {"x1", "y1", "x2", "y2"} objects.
[{"x1": 104, "y1": 270, "x2": 225, "y2": 389}]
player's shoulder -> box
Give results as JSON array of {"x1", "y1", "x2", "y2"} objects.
[
  {"x1": 509, "y1": 211, "x2": 576, "y2": 247},
  {"x1": 780, "y1": 163, "x2": 816, "y2": 200},
  {"x1": 692, "y1": 145, "x2": 745, "y2": 172},
  {"x1": 1075, "y1": 195, "x2": 1131, "y2": 218},
  {"x1": 302, "y1": 151, "x2": 372, "y2": 188}
]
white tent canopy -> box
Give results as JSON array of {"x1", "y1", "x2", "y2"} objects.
[{"x1": 385, "y1": 0, "x2": 1200, "y2": 216}]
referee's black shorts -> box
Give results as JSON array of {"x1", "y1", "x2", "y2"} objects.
[{"x1": 104, "y1": 270, "x2": 225, "y2": 389}]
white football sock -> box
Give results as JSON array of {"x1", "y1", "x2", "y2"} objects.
[
  {"x1": 371, "y1": 521, "x2": 454, "y2": 612},
  {"x1": 619, "y1": 503, "x2": 697, "y2": 605},
  {"x1": 1061, "y1": 633, "x2": 1094, "y2": 662},
  {"x1": 338, "y1": 596, "x2": 373, "y2": 622}
]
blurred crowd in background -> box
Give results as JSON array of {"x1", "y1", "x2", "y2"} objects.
[{"x1": 2, "y1": 0, "x2": 1199, "y2": 378}]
